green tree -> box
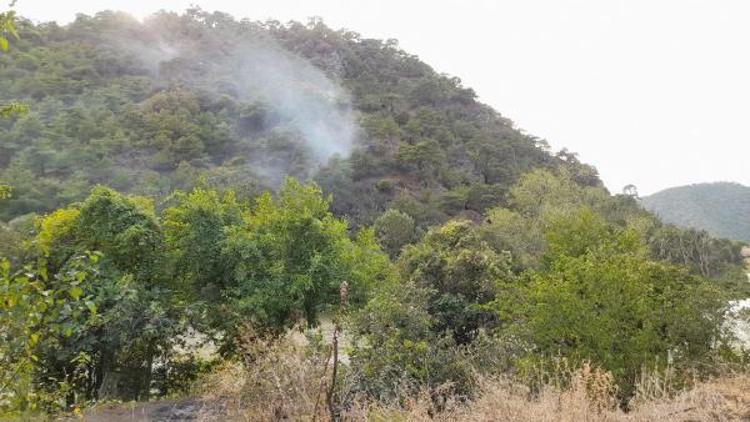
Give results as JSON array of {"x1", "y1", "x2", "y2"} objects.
[
  {"x1": 163, "y1": 187, "x2": 244, "y2": 305},
  {"x1": 348, "y1": 279, "x2": 475, "y2": 399},
  {"x1": 481, "y1": 207, "x2": 545, "y2": 270},
  {"x1": 0, "y1": 10, "x2": 556, "y2": 226},
  {"x1": 0, "y1": 253, "x2": 102, "y2": 415},
  {"x1": 29, "y1": 187, "x2": 183, "y2": 404},
  {"x1": 508, "y1": 168, "x2": 607, "y2": 219},
  {"x1": 649, "y1": 224, "x2": 743, "y2": 279},
  {"x1": 467, "y1": 135, "x2": 516, "y2": 184},
  {"x1": 396, "y1": 138, "x2": 446, "y2": 183},
  {"x1": 400, "y1": 219, "x2": 512, "y2": 344},
  {"x1": 0, "y1": 213, "x2": 35, "y2": 267},
  {"x1": 515, "y1": 209, "x2": 728, "y2": 396},
  {"x1": 0, "y1": 3, "x2": 16, "y2": 52},
  {"x1": 373, "y1": 208, "x2": 417, "y2": 258},
  {"x1": 217, "y1": 178, "x2": 390, "y2": 338}
]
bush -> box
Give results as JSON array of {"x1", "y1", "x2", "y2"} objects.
[
  {"x1": 197, "y1": 325, "x2": 333, "y2": 421},
  {"x1": 373, "y1": 208, "x2": 417, "y2": 258}
]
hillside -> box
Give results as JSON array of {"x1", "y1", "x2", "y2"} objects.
[
  {"x1": 0, "y1": 9, "x2": 593, "y2": 227},
  {"x1": 641, "y1": 182, "x2": 750, "y2": 242}
]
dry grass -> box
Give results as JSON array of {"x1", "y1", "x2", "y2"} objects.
[
  {"x1": 350, "y1": 368, "x2": 750, "y2": 421},
  {"x1": 625, "y1": 375, "x2": 750, "y2": 421},
  {"x1": 348, "y1": 364, "x2": 620, "y2": 422},
  {"x1": 196, "y1": 330, "x2": 750, "y2": 421},
  {"x1": 196, "y1": 326, "x2": 335, "y2": 421}
]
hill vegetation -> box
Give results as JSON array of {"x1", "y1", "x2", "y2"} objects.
[
  {"x1": 0, "y1": 8, "x2": 748, "y2": 420},
  {"x1": 0, "y1": 8, "x2": 565, "y2": 227},
  {"x1": 641, "y1": 182, "x2": 750, "y2": 243}
]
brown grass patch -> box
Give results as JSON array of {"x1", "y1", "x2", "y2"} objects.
[{"x1": 196, "y1": 330, "x2": 750, "y2": 421}]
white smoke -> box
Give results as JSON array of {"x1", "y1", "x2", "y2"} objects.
[
  {"x1": 229, "y1": 44, "x2": 356, "y2": 165},
  {"x1": 112, "y1": 18, "x2": 357, "y2": 182}
]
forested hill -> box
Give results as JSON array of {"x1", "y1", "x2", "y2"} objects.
[
  {"x1": 6, "y1": 8, "x2": 750, "y2": 416},
  {"x1": 641, "y1": 182, "x2": 750, "y2": 242},
  {"x1": 0, "y1": 9, "x2": 599, "y2": 226}
]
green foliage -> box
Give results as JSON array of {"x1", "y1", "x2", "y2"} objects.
[
  {"x1": 21, "y1": 188, "x2": 185, "y2": 406},
  {"x1": 481, "y1": 207, "x2": 545, "y2": 270},
  {"x1": 373, "y1": 208, "x2": 418, "y2": 258},
  {"x1": 0, "y1": 10, "x2": 554, "y2": 226},
  {"x1": 0, "y1": 213, "x2": 34, "y2": 266},
  {"x1": 515, "y1": 209, "x2": 729, "y2": 396},
  {"x1": 0, "y1": 2, "x2": 26, "y2": 119},
  {"x1": 36, "y1": 187, "x2": 163, "y2": 292},
  {"x1": 348, "y1": 280, "x2": 476, "y2": 399},
  {"x1": 400, "y1": 219, "x2": 512, "y2": 344},
  {"x1": 353, "y1": 168, "x2": 746, "y2": 404},
  {"x1": 163, "y1": 187, "x2": 243, "y2": 303},
  {"x1": 543, "y1": 207, "x2": 612, "y2": 259},
  {"x1": 481, "y1": 169, "x2": 626, "y2": 271},
  {"x1": 508, "y1": 168, "x2": 608, "y2": 220},
  {"x1": 649, "y1": 224, "x2": 744, "y2": 278},
  {"x1": 0, "y1": 253, "x2": 101, "y2": 414},
  {"x1": 127, "y1": 89, "x2": 232, "y2": 170},
  {"x1": 220, "y1": 178, "x2": 389, "y2": 334},
  {"x1": 165, "y1": 178, "x2": 392, "y2": 347},
  {"x1": 0, "y1": 7, "x2": 747, "y2": 417},
  {"x1": 0, "y1": 178, "x2": 395, "y2": 414},
  {"x1": 0, "y1": 3, "x2": 18, "y2": 53},
  {"x1": 0, "y1": 101, "x2": 27, "y2": 117}
]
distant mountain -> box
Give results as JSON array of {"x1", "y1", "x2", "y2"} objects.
[{"x1": 641, "y1": 182, "x2": 750, "y2": 242}]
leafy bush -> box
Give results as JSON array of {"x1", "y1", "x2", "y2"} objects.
[{"x1": 512, "y1": 209, "x2": 729, "y2": 397}]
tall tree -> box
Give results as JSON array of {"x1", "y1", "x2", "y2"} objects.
[
  {"x1": 514, "y1": 209, "x2": 727, "y2": 397},
  {"x1": 400, "y1": 219, "x2": 512, "y2": 344},
  {"x1": 30, "y1": 187, "x2": 182, "y2": 403},
  {"x1": 206, "y1": 178, "x2": 390, "y2": 340}
]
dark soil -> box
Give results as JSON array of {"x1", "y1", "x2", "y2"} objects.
[{"x1": 66, "y1": 397, "x2": 225, "y2": 421}]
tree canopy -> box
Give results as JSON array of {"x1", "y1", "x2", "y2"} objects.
[{"x1": 0, "y1": 10, "x2": 555, "y2": 227}]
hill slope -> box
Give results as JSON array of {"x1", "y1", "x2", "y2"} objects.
[
  {"x1": 641, "y1": 182, "x2": 750, "y2": 242},
  {"x1": 0, "y1": 10, "x2": 601, "y2": 227}
]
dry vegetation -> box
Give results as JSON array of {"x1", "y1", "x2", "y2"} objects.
[
  {"x1": 366, "y1": 370, "x2": 750, "y2": 422},
  {"x1": 194, "y1": 332, "x2": 750, "y2": 422}
]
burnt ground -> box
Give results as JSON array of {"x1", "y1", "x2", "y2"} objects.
[{"x1": 62, "y1": 397, "x2": 226, "y2": 421}]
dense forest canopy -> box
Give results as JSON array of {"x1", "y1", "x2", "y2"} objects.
[
  {"x1": 1, "y1": 8, "x2": 749, "y2": 418},
  {"x1": 642, "y1": 182, "x2": 750, "y2": 243},
  {"x1": 0, "y1": 9, "x2": 570, "y2": 227}
]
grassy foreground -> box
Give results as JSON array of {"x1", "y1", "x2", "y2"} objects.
[
  {"x1": 193, "y1": 365, "x2": 750, "y2": 421},
  {"x1": 182, "y1": 334, "x2": 750, "y2": 421},
  {"x1": 61, "y1": 371, "x2": 750, "y2": 421}
]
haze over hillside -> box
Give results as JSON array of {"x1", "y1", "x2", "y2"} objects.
[{"x1": 641, "y1": 182, "x2": 750, "y2": 242}]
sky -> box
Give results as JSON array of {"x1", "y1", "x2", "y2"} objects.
[{"x1": 13, "y1": 0, "x2": 750, "y2": 195}]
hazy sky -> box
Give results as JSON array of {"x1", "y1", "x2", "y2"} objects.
[{"x1": 14, "y1": 0, "x2": 750, "y2": 195}]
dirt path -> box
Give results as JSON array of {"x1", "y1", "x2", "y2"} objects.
[{"x1": 70, "y1": 398, "x2": 220, "y2": 421}]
